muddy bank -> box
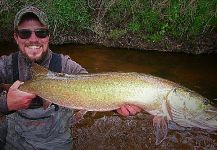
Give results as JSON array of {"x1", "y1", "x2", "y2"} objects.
[
  {"x1": 1, "y1": 29, "x2": 217, "y2": 54},
  {"x1": 1, "y1": 0, "x2": 217, "y2": 54},
  {"x1": 50, "y1": 31, "x2": 217, "y2": 54}
]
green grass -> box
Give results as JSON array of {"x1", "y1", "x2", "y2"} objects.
[
  {"x1": 107, "y1": 29, "x2": 127, "y2": 40},
  {"x1": 0, "y1": 0, "x2": 216, "y2": 42}
]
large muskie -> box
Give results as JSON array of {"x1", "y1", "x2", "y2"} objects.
[{"x1": 4, "y1": 63, "x2": 217, "y2": 144}]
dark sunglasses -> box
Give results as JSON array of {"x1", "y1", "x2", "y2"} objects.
[{"x1": 16, "y1": 28, "x2": 49, "y2": 39}]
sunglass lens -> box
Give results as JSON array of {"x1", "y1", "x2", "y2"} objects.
[
  {"x1": 17, "y1": 29, "x2": 32, "y2": 39},
  {"x1": 35, "y1": 29, "x2": 49, "y2": 38}
]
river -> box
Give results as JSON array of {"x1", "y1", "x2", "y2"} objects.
[{"x1": 1, "y1": 42, "x2": 217, "y2": 149}]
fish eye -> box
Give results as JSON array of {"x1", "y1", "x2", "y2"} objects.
[{"x1": 203, "y1": 98, "x2": 209, "y2": 105}]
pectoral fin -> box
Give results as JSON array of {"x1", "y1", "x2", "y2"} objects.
[
  {"x1": 153, "y1": 115, "x2": 168, "y2": 145},
  {"x1": 72, "y1": 110, "x2": 88, "y2": 125},
  {"x1": 168, "y1": 120, "x2": 188, "y2": 131}
]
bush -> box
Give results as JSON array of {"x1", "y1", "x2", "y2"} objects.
[
  {"x1": 0, "y1": 0, "x2": 216, "y2": 42},
  {"x1": 0, "y1": 0, "x2": 91, "y2": 34},
  {"x1": 106, "y1": 0, "x2": 217, "y2": 41}
]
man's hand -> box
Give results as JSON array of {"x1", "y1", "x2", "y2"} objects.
[
  {"x1": 116, "y1": 104, "x2": 142, "y2": 116},
  {"x1": 7, "y1": 81, "x2": 36, "y2": 111}
]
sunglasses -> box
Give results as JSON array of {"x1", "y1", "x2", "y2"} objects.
[{"x1": 16, "y1": 28, "x2": 49, "y2": 39}]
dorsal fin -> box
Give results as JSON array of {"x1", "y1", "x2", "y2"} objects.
[{"x1": 31, "y1": 63, "x2": 49, "y2": 77}]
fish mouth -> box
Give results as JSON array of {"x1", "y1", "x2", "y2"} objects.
[{"x1": 196, "y1": 107, "x2": 217, "y2": 131}]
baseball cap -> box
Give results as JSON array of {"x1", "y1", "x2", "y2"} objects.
[{"x1": 14, "y1": 6, "x2": 49, "y2": 29}]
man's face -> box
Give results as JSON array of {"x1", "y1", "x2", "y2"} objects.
[{"x1": 14, "y1": 19, "x2": 49, "y2": 61}]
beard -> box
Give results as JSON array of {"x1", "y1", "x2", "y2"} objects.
[{"x1": 20, "y1": 47, "x2": 49, "y2": 63}]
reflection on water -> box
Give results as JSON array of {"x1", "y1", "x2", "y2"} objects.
[{"x1": 1, "y1": 43, "x2": 217, "y2": 149}]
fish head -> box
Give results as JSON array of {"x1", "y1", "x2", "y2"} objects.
[{"x1": 167, "y1": 87, "x2": 217, "y2": 131}]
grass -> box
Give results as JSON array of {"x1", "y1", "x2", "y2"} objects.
[{"x1": 0, "y1": 0, "x2": 216, "y2": 43}]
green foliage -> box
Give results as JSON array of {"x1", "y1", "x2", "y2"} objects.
[
  {"x1": 107, "y1": 29, "x2": 127, "y2": 40},
  {"x1": 0, "y1": 0, "x2": 91, "y2": 33},
  {"x1": 0, "y1": 11, "x2": 14, "y2": 29},
  {"x1": 186, "y1": 0, "x2": 216, "y2": 37},
  {"x1": 42, "y1": 0, "x2": 91, "y2": 31},
  {"x1": 106, "y1": 0, "x2": 132, "y2": 24},
  {"x1": 0, "y1": 0, "x2": 216, "y2": 42},
  {"x1": 128, "y1": 22, "x2": 141, "y2": 32},
  {"x1": 106, "y1": 0, "x2": 216, "y2": 41},
  {"x1": 145, "y1": 23, "x2": 169, "y2": 42},
  {"x1": 161, "y1": 0, "x2": 217, "y2": 39}
]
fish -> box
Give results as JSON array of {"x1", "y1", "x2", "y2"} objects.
[{"x1": 2, "y1": 63, "x2": 217, "y2": 144}]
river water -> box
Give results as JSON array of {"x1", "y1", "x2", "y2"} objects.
[{"x1": 1, "y1": 43, "x2": 217, "y2": 149}]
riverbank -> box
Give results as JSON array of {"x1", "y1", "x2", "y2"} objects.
[
  {"x1": 1, "y1": 0, "x2": 216, "y2": 54},
  {"x1": 49, "y1": 30, "x2": 217, "y2": 54},
  {"x1": 1, "y1": 28, "x2": 217, "y2": 55}
]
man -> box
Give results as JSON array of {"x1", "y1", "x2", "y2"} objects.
[{"x1": 0, "y1": 6, "x2": 141, "y2": 149}]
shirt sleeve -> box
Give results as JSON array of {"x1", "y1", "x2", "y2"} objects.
[
  {"x1": 0, "y1": 91, "x2": 9, "y2": 114},
  {"x1": 0, "y1": 55, "x2": 12, "y2": 114},
  {"x1": 60, "y1": 54, "x2": 88, "y2": 74}
]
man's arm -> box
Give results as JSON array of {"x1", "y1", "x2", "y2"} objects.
[
  {"x1": 0, "y1": 55, "x2": 11, "y2": 114},
  {"x1": 61, "y1": 54, "x2": 88, "y2": 74}
]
